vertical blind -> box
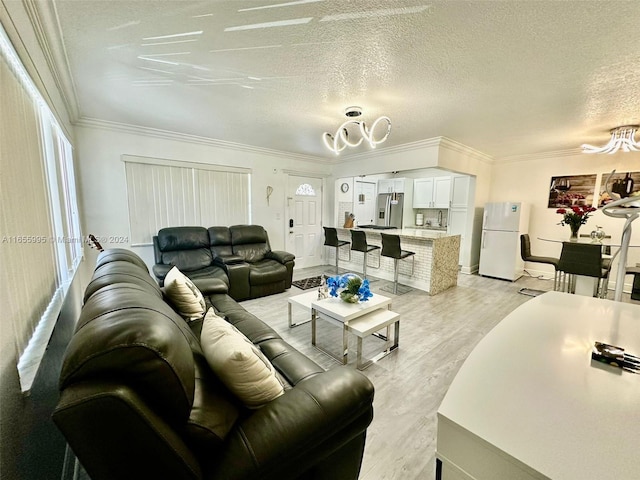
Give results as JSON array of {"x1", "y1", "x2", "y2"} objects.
[
  {"x1": 124, "y1": 157, "x2": 251, "y2": 244},
  {"x1": 0, "y1": 23, "x2": 82, "y2": 391}
]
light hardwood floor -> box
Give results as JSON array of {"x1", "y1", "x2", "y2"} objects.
[{"x1": 241, "y1": 267, "x2": 635, "y2": 480}]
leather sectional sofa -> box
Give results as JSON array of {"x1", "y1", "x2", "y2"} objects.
[
  {"x1": 153, "y1": 225, "x2": 295, "y2": 301},
  {"x1": 53, "y1": 248, "x2": 375, "y2": 480}
]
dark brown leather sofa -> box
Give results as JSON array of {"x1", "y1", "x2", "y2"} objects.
[
  {"x1": 152, "y1": 225, "x2": 295, "y2": 301},
  {"x1": 53, "y1": 248, "x2": 375, "y2": 480}
]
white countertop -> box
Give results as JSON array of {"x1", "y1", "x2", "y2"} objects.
[
  {"x1": 438, "y1": 291, "x2": 640, "y2": 479},
  {"x1": 337, "y1": 226, "x2": 450, "y2": 240}
]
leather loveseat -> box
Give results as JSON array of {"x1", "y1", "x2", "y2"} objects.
[
  {"x1": 53, "y1": 248, "x2": 375, "y2": 480},
  {"x1": 153, "y1": 225, "x2": 295, "y2": 301}
]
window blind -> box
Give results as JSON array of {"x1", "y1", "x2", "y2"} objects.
[
  {"x1": 124, "y1": 157, "x2": 250, "y2": 244},
  {"x1": 1, "y1": 23, "x2": 82, "y2": 392}
]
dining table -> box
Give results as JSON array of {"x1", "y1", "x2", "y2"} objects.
[{"x1": 538, "y1": 236, "x2": 639, "y2": 299}]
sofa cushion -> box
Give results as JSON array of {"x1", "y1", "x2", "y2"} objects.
[
  {"x1": 230, "y1": 225, "x2": 270, "y2": 263},
  {"x1": 184, "y1": 353, "x2": 240, "y2": 455},
  {"x1": 208, "y1": 226, "x2": 234, "y2": 257},
  {"x1": 163, "y1": 267, "x2": 206, "y2": 321},
  {"x1": 84, "y1": 260, "x2": 162, "y2": 303},
  {"x1": 248, "y1": 259, "x2": 288, "y2": 286},
  {"x1": 157, "y1": 226, "x2": 210, "y2": 251},
  {"x1": 157, "y1": 227, "x2": 213, "y2": 272},
  {"x1": 200, "y1": 309, "x2": 284, "y2": 409},
  {"x1": 59, "y1": 298, "x2": 196, "y2": 425},
  {"x1": 96, "y1": 248, "x2": 149, "y2": 271},
  {"x1": 161, "y1": 249, "x2": 213, "y2": 272}
]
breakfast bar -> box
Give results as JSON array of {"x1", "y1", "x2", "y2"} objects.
[{"x1": 332, "y1": 227, "x2": 461, "y2": 295}]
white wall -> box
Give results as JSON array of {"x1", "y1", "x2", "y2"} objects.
[
  {"x1": 489, "y1": 151, "x2": 640, "y2": 289},
  {"x1": 75, "y1": 124, "x2": 331, "y2": 267}
]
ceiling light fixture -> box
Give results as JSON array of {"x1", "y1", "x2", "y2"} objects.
[
  {"x1": 322, "y1": 106, "x2": 391, "y2": 155},
  {"x1": 582, "y1": 125, "x2": 640, "y2": 154}
]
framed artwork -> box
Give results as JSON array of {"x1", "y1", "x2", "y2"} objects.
[
  {"x1": 547, "y1": 174, "x2": 597, "y2": 208},
  {"x1": 597, "y1": 171, "x2": 640, "y2": 207}
]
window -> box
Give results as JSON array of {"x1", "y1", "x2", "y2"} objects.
[
  {"x1": 0, "y1": 23, "x2": 82, "y2": 392},
  {"x1": 123, "y1": 156, "x2": 251, "y2": 244},
  {"x1": 295, "y1": 183, "x2": 317, "y2": 196}
]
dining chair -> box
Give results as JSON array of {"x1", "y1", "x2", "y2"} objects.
[
  {"x1": 557, "y1": 242, "x2": 611, "y2": 298},
  {"x1": 519, "y1": 234, "x2": 560, "y2": 290}
]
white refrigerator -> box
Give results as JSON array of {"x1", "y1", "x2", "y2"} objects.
[{"x1": 478, "y1": 202, "x2": 530, "y2": 281}]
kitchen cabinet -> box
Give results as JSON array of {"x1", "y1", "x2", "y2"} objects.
[
  {"x1": 413, "y1": 177, "x2": 451, "y2": 208},
  {"x1": 378, "y1": 178, "x2": 406, "y2": 194},
  {"x1": 450, "y1": 175, "x2": 470, "y2": 209}
]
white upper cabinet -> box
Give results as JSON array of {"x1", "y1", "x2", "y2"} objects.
[
  {"x1": 450, "y1": 175, "x2": 470, "y2": 209},
  {"x1": 413, "y1": 178, "x2": 434, "y2": 207},
  {"x1": 413, "y1": 177, "x2": 451, "y2": 208},
  {"x1": 378, "y1": 178, "x2": 407, "y2": 193}
]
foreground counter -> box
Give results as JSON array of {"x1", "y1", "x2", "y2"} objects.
[
  {"x1": 333, "y1": 227, "x2": 461, "y2": 295},
  {"x1": 436, "y1": 292, "x2": 640, "y2": 480}
]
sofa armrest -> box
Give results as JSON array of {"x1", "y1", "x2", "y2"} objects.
[
  {"x1": 152, "y1": 264, "x2": 173, "y2": 284},
  {"x1": 265, "y1": 250, "x2": 295, "y2": 264},
  {"x1": 211, "y1": 368, "x2": 374, "y2": 480},
  {"x1": 213, "y1": 254, "x2": 245, "y2": 266}
]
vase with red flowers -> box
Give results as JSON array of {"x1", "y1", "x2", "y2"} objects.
[{"x1": 556, "y1": 205, "x2": 597, "y2": 241}]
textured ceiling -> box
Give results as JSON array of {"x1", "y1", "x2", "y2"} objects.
[{"x1": 50, "y1": 0, "x2": 640, "y2": 160}]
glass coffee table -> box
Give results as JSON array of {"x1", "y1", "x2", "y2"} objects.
[{"x1": 310, "y1": 293, "x2": 400, "y2": 369}]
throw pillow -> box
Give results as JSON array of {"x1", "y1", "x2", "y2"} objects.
[
  {"x1": 163, "y1": 266, "x2": 206, "y2": 321},
  {"x1": 200, "y1": 308, "x2": 284, "y2": 408}
]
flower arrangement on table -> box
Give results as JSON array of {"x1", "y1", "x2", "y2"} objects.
[
  {"x1": 556, "y1": 205, "x2": 597, "y2": 238},
  {"x1": 326, "y1": 273, "x2": 373, "y2": 303}
]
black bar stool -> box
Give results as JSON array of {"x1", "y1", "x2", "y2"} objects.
[
  {"x1": 380, "y1": 233, "x2": 415, "y2": 295},
  {"x1": 323, "y1": 227, "x2": 350, "y2": 274},
  {"x1": 350, "y1": 230, "x2": 380, "y2": 280}
]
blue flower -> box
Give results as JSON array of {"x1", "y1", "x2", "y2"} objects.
[
  {"x1": 358, "y1": 279, "x2": 372, "y2": 302},
  {"x1": 326, "y1": 274, "x2": 371, "y2": 302}
]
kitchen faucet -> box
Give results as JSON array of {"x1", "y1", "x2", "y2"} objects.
[{"x1": 438, "y1": 210, "x2": 443, "y2": 227}]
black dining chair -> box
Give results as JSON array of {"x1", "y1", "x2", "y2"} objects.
[
  {"x1": 380, "y1": 233, "x2": 415, "y2": 295},
  {"x1": 350, "y1": 230, "x2": 380, "y2": 280},
  {"x1": 557, "y1": 242, "x2": 611, "y2": 298},
  {"x1": 520, "y1": 234, "x2": 560, "y2": 290},
  {"x1": 323, "y1": 227, "x2": 350, "y2": 274}
]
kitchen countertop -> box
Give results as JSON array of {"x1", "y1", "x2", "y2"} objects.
[{"x1": 340, "y1": 226, "x2": 451, "y2": 240}]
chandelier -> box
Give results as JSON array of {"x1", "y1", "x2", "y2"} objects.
[
  {"x1": 582, "y1": 125, "x2": 640, "y2": 154},
  {"x1": 323, "y1": 106, "x2": 391, "y2": 155}
]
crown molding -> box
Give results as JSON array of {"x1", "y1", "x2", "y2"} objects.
[
  {"x1": 437, "y1": 137, "x2": 495, "y2": 165},
  {"x1": 22, "y1": 0, "x2": 80, "y2": 122},
  {"x1": 75, "y1": 117, "x2": 329, "y2": 163},
  {"x1": 494, "y1": 147, "x2": 584, "y2": 164}
]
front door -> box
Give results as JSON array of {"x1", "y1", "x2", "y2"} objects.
[{"x1": 287, "y1": 175, "x2": 323, "y2": 269}]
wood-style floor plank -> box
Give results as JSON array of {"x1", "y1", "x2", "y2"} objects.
[{"x1": 239, "y1": 267, "x2": 587, "y2": 480}]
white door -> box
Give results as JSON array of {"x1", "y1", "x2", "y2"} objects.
[
  {"x1": 287, "y1": 176, "x2": 323, "y2": 269},
  {"x1": 353, "y1": 181, "x2": 376, "y2": 226}
]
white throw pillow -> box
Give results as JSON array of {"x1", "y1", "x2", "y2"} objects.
[
  {"x1": 163, "y1": 266, "x2": 206, "y2": 321},
  {"x1": 200, "y1": 308, "x2": 284, "y2": 408}
]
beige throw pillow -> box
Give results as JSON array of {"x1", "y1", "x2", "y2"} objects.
[
  {"x1": 200, "y1": 309, "x2": 284, "y2": 408},
  {"x1": 163, "y1": 266, "x2": 206, "y2": 321}
]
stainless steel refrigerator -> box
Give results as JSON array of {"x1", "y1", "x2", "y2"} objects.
[{"x1": 376, "y1": 193, "x2": 404, "y2": 228}]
